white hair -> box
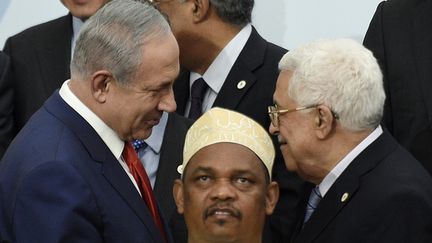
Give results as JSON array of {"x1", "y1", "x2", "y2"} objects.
[{"x1": 278, "y1": 38, "x2": 385, "y2": 131}]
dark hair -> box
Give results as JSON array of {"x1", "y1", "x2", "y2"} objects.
[{"x1": 210, "y1": 0, "x2": 254, "y2": 27}]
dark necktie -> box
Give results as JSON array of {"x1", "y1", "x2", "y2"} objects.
[
  {"x1": 188, "y1": 78, "x2": 208, "y2": 120},
  {"x1": 304, "y1": 186, "x2": 322, "y2": 224},
  {"x1": 122, "y1": 142, "x2": 167, "y2": 242}
]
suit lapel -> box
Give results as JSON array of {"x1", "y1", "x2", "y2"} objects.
[
  {"x1": 412, "y1": 0, "x2": 432, "y2": 125},
  {"x1": 36, "y1": 14, "x2": 72, "y2": 97},
  {"x1": 44, "y1": 92, "x2": 165, "y2": 242},
  {"x1": 294, "y1": 131, "x2": 398, "y2": 243},
  {"x1": 213, "y1": 27, "x2": 265, "y2": 109},
  {"x1": 296, "y1": 175, "x2": 360, "y2": 242},
  {"x1": 154, "y1": 113, "x2": 186, "y2": 219}
]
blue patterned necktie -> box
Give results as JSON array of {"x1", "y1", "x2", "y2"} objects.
[
  {"x1": 132, "y1": 139, "x2": 147, "y2": 151},
  {"x1": 304, "y1": 186, "x2": 322, "y2": 224}
]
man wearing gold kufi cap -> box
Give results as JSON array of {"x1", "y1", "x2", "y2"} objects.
[{"x1": 173, "y1": 107, "x2": 279, "y2": 243}]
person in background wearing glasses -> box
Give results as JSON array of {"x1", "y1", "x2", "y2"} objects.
[{"x1": 269, "y1": 38, "x2": 432, "y2": 243}]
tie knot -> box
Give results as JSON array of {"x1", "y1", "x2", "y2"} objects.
[
  {"x1": 188, "y1": 78, "x2": 208, "y2": 120},
  {"x1": 132, "y1": 139, "x2": 147, "y2": 151},
  {"x1": 309, "y1": 187, "x2": 322, "y2": 207},
  {"x1": 122, "y1": 142, "x2": 139, "y2": 166},
  {"x1": 191, "y1": 78, "x2": 208, "y2": 99},
  {"x1": 304, "y1": 186, "x2": 322, "y2": 224}
]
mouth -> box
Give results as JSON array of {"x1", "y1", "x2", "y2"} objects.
[
  {"x1": 147, "y1": 118, "x2": 160, "y2": 126},
  {"x1": 204, "y1": 205, "x2": 242, "y2": 221}
]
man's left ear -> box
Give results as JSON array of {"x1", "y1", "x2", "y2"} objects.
[
  {"x1": 173, "y1": 179, "x2": 185, "y2": 214},
  {"x1": 91, "y1": 70, "x2": 112, "y2": 103},
  {"x1": 192, "y1": 0, "x2": 210, "y2": 22},
  {"x1": 265, "y1": 182, "x2": 279, "y2": 215},
  {"x1": 314, "y1": 105, "x2": 335, "y2": 139}
]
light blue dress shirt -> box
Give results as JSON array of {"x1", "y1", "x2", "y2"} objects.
[{"x1": 137, "y1": 112, "x2": 168, "y2": 189}]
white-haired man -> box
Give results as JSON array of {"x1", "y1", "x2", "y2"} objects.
[
  {"x1": 270, "y1": 38, "x2": 432, "y2": 242},
  {"x1": 173, "y1": 107, "x2": 279, "y2": 243}
]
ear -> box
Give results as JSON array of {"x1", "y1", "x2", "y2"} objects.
[
  {"x1": 90, "y1": 70, "x2": 112, "y2": 103},
  {"x1": 314, "y1": 105, "x2": 335, "y2": 139},
  {"x1": 191, "y1": 0, "x2": 210, "y2": 23},
  {"x1": 264, "y1": 181, "x2": 279, "y2": 215},
  {"x1": 173, "y1": 179, "x2": 185, "y2": 214}
]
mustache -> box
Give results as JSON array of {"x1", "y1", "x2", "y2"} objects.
[{"x1": 203, "y1": 202, "x2": 242, "y2": 220}]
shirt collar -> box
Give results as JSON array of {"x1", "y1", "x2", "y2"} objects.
[
  {"x1": 71, "y1": 16, "x2": 85, "y2": 57},
  {"x1": 318, "y1": 125, "x2": 383, "y2": 196},
  {"x1": 143, "y1": 111, "x2": 168, "y2": 154},
  {"x1": 189, "y1": 24, "x2": 252, "y2": 93},
  {"x1": 59, "y1": 80, "x2": 124, "y2": 160}
]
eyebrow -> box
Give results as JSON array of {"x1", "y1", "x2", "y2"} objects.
[
  {"x1": 191, "y1": 167, "x2": 257, "y2": 177},
  {"x1": 191, "y1": 166, "x2": 214, "y2": 174},
  {"x1": 146, "y1": 79, "x2": 173, "y2": 90}
]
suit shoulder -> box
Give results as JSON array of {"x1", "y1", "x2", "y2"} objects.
[
  {"x1": 4, "y1": 15, "x2": 71, "y2": 46},
  {"x1": 266, "y1": 41, "x2": 288, "y2": 55},
  {"x1": 168, "y1": 112, "x2": 194, "y2": 128}
]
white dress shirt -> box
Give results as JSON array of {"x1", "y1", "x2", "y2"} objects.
[
  {"x1": 59, "y1": 80, "x2": 141, "y2": 195},
  {"x1": 71, "y1": 16, "x2": 84, "y2": 59},
  {"x1": 184, "y1": 24, "x2": 252, "y2": 116},
  {"x1": 317, "y1": 125, "x2": 384, "y2": 196}
]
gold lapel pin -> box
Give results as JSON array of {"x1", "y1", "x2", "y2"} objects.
[
  {"x1": 341, "y1": 192, "x2": 349, "y2": 202},
  {"x1": 237, "y1": 80, "x2": 246, "y2": 90}
]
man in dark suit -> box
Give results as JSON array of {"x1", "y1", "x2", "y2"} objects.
[
  {"x1": 0, "y1": 0, "x2": 109, "y2": 157},
  {"x1": 0, "y1": 1, "x2": 180, "y2": 242},
  {"x1": 270, "y1": 38, "x2": 432, "y2": 243},
  {"x1": 153, "y1": 0, "x2": 304, "y2": 241},
  {"x1": 0, "y1": 51, "x2": 13, "y2": 157},
  {"x1": 363, "y1": 0, "x2": 432, "y2": 175}
]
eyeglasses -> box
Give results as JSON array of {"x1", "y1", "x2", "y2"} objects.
[{"x1": 268, "y1": 104, "x2": 317, "y2": 127}]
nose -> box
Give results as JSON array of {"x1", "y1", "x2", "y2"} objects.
[
  {"x1": 209, "y1": 179, "x2": 236, "y2": 202},
  {"x1": 269, "y1": 121, "x2": 279, "y2": 135},
  {"x1": 159, "y1": 88, "x2": 177, "y2": 112}
]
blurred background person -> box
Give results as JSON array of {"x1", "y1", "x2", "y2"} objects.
[
  {"x1": 152, "y1": 0, "x2": 304, "y2": 241},
  {"x1": 270, "y1": 38, "x2": 432, "y2": 243},
  {"x1": 363, "y1": 0, "x2": 432, "y2": 175},
  {"x1": 174, "y1": 107, "x2": 279, "y2": 243}
]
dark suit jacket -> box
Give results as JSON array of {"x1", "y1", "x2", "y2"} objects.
[
  {"x1": 0, "y1": 51, "x2": 13, "y2": 157},
  {"x1": 0, "y1": 92, "x2": 173, "y2": 243},
  {"x1": 174, "y1": 27, "x2": 305, "y2": 242},
  {"x1": 0, "y1": 14, "x2": 72, "y2": 157},
  {"x1": 292, "y1": 130, "x2": 432, "y2": 243},
  {"x1": 154, "y1": 113, "x2": 192, "y2": 242},
  {"x1": 363, "y1": 0, "x2": 432, "y2": 174}
]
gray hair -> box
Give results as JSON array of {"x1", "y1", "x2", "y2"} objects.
[
  {"x1": 209, "y1": 0, "x2": 254, "y2": 27},
  {"x1": 70, "y1": 0, "x2": 171, "y2": 85},
  {"x1": 278, "y1": 38, "x2": 385, "y2": 131}
]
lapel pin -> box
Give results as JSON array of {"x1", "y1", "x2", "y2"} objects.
[
  {"x1": 237, "y1": 80, "x2": 246, "y2": 90},
  {"x1": 341, "y1": 192, "x2": 349, "y2": 202}
]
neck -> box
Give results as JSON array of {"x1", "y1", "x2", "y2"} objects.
[
  {"x1": 187, "y1": 22, "x2": 242, "y2": 75},
  {"x1": 307, "y1": 128, "x2": 373, "y2": 185}
]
